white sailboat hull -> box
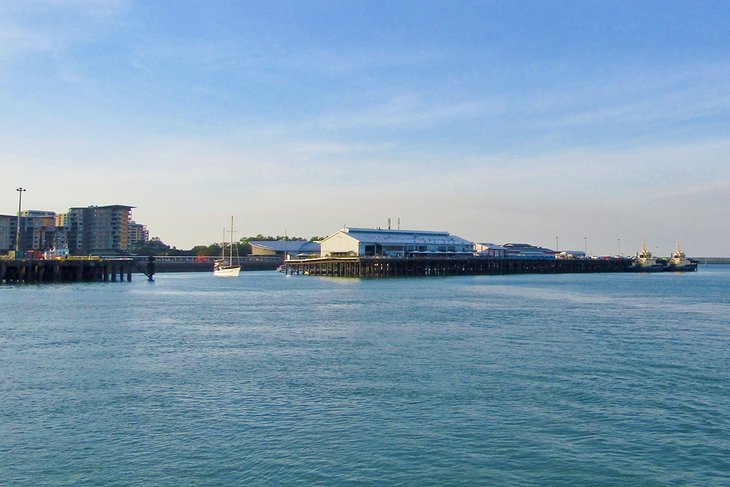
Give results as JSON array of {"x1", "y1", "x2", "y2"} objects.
[{"x1": 214, "y1": 265, "x2": 241, "y2": 277}]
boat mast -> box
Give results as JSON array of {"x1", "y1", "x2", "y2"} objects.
[{"x1": 221, "y1": 227, "x2": 226, "y2": 262}]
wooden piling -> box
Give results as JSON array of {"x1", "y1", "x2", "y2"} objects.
[
  {"x1": 284, "y1": 256, "x2": 634, "y2": 278},
  {"x1": 0, "y1": 258, "x2": 137, "y2": 284}
]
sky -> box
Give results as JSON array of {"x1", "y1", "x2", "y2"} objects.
[{"x1": 1, "y1": 0, "x2": 729, "y2": 256}]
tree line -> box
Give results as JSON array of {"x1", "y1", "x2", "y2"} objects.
[{"x1": 131, "y1": 235, "x2": 325, "y2": 256}]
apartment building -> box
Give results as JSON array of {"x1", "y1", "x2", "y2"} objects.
[
  {"x1": 0, "y1": 214, "x2": 18, "y2": 252},
  {"x1": 127, "y1": 220, "x2": 149, "y2": 249},
  {"x1": 1, "y1": 205, "x2": 142, "y2": 256},
  {"x1": 65, "y1": 205, "x2": 134, "y2": 255}
]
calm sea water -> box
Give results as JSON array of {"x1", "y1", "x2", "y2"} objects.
[{"x1": 1, "y1": 266, "x2": 729, "y2": 486}]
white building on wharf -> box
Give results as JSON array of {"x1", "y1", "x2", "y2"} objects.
[
  {"x1": 320, "y1": 227, "x2": 473, "y2": 258},
  {"x1": 474, "y1": 243, "x2": 507, "y2": 258}
]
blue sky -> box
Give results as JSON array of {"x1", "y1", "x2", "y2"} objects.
[{"x1": 2, "y1": 0, "x2": 729, "y2": 255}]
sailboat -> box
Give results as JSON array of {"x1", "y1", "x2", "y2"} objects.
[{"x1": 214, "y1": 216, "x2": 241, "y2": 277}]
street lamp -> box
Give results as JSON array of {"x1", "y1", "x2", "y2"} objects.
[
  {"x1": 555, "y1": 236, "x2": 559, "y2": 252},
  {"x1": 15, "y1": 187, "x2": 26, "y2": 255},
  {"x1": 617, "y1": 238, "x2": 622, "y2": 257},
  {"x1": 584, "y1": 236, "x2": 588, "y2": 256}
]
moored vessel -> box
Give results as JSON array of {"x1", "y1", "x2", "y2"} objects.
[
  {"x1": 214, "y1": 216, "x2": 241, "y2": 277},
  {"x1": 664, "y1": 242, "x2": 698, "y2": 272},
  {"x1": 629, "y1": 241, "x2": 664, "y2": 272}
]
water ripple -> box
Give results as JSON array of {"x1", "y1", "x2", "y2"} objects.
[{"x1": 1, "y1": 267, "x2": 729, "y2": 485}]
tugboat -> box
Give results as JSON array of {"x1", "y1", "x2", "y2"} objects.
[
  {"x1": 629, "y1": 241, "x2": 664, "y2": 272},
  {"x1": 664, "y1": 242, "x2": 698, "y2": 272}
]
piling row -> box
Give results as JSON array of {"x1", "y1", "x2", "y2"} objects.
[
  {"x1": 0, "y1": 259, "x2": 135, "y2": 284},
  {"x1": 283, "y1": 256, "x2": 634, "y2": 277}
]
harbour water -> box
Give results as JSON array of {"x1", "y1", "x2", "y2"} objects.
[{"x1": 2, "y1": 267, "x2": 729, "y2": 485}]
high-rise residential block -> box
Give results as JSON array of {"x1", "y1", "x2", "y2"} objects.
[{"x1": 66, "y1": 205, "x2": 134, "y2": 255}]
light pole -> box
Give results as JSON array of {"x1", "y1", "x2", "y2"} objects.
[
  {"x1": 584, "y1": 236, "x2": 588, "y2": 256},
  {"x1": 555, "y1": 236, "x2": 559, "y2": 252},
  {"x1": 15, "y1": 187, "x2": 26, "y2": 255},
  {"x1": 617, "y1": 238, "x2": 622, "y2": 257}
]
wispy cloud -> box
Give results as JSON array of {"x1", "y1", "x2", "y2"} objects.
[
  {"x1": 0, "y1": 0, "x2": 128, "y2": 61},
  {"x1": 448, "y1": 138, "x2": 730, "y2": 195},
  {"x1": 0, "y1": 21, "x2": 52, "y2": 60},
  {"x1": 281, "y1": 46, "x2": 449, "y2": 75},
  {"x1": 534, "y1": 64, "x2": 730, "y2": 131},
  {"x1": 311, "y1": 93, "x2": 499, "y2": 131},
  {"x1": 281, "y1": 59, "x2": 730, "y2": 147}
]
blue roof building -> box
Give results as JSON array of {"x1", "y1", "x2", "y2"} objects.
[
  {"x1": 249, "y1": 240, "x2": 321, "y2": 259},
  {"x1": 502, "y1": 243, "x2": 556, "y2": 259}
]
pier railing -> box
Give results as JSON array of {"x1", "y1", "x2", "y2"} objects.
[
  {"x1": 126, "y1": 255, "x2": 282, "y2": 272},
  {"x1": 127, "y1": 255, "x2": 282, "y2": 263}
]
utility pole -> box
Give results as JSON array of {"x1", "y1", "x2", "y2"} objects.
[{"x1": 15, "y1": 187, "x2": 26, "y2": 256}]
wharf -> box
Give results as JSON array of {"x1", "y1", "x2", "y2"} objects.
[
  {"x1": 283, "y1": 256, "x2": 633, "y2": 277},
  {"x1": 0, "y1": 258, "x2": 142, "y2": 284}
]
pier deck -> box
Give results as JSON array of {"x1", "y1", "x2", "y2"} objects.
[
  {"x1": 0, "y1": 258, "x2": 139, "y2": 284},
  {"x1": 283, "y1": 256, "x2": 633, "y2": 277}
]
